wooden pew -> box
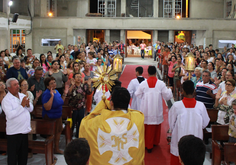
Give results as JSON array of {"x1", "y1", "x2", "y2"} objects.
[
  {"x1": 211, "y1": 125, "x2": 229, "y2": 165},
  {"x1": 203, "y1": 109, "x2": 219, "y2": 143},
  {"x1": 0, "y1": 118, "x2": 56, "y2": 165},
  {"x1": 32, "y1": 104, "x2": 72, "y2": 145},
  {"x1": 223, "y1": 143, "x2": 236, "y2": 164}
]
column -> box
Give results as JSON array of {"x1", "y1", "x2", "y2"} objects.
[
  {"x1": 67, "y1": 28, "x2": 74, "y2": 46},
  {"x1": 120, "y1": 30, "x2": 126, "y2": 57},
  {"x1": 5, "y1": 0, "x2": 10, "y2": 51},
  {"x1": 105, "y1": 30, "x2": 110, "y2": 44},
  {"x1": 172, "y1": 0, "x2": 175, "y2": 18},
  {"x1": 153, "y1": 0, "x2": 159, "y2": 17},
  {"x1": 40, "y1": 0, "x2": 47, "y2": 17},
  {"x1": 204, "y1": 30, "x2": 213, "y2": 48},
  {"x1": 25, "y1": 30, "x2": 33, "y2": 51},
  {"x1": 29, "y1": 0, "x2": 34, "y2": 17},
  {"x1": 168, "y1": 30, "x2": 174, "y2": 43},
  {"x1": 105, "y1": 0, "x2": 108, "y2": 16},
  {"x1": 152, "y1": 30, "x2": 158, "y2": 58},
  {"x1": 77, "y1": 0, "x2": 89, "y2": 17},
  {"x1": 120, "y1": 30, "x2": 125, "y2": 42},
  {"x1": 121, "y1": 0, "x2": 126, "y2": 16}
]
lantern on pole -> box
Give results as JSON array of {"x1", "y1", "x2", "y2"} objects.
[
  {"x1": 113, "y1": 54, "x2": 123, "y2": 73},
  {"x1": 185, "y1": 52, "x2": 195, "y2": 80}
]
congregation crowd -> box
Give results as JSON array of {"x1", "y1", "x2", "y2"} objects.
[{"x1": 0, "y1": 39, "x2": 236, "y2": 165}]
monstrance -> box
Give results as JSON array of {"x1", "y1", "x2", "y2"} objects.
[{"x1": 91, "y1": 65, "x2": 118, "y2": 100}]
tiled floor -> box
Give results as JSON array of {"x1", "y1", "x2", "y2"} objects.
[{"x1": 0, "y1": 58, "x2": 212, "y2": 165}]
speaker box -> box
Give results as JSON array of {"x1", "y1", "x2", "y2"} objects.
[{"x1": 12, "y1": 13, "x2": 19, "y2": 23}]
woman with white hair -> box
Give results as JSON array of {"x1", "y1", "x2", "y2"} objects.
[{"x1": 191, "y1": 67, "x2": 203, "y2": 88}]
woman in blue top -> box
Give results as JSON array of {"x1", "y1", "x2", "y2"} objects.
[{"x1": 42, "y1": 76, "x2": 69, "y2": 154}]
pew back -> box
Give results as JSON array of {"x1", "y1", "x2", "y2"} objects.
[
  {"x1": 223, "y1": 143, "x2": 236, "y2": 164},
  {"x1": 212, "y1": 125, "x2": 229, "y2": 141}
]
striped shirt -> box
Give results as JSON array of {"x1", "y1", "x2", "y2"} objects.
[{"x1": 196, "y1": 81, "x2": 218, "y2": 109}]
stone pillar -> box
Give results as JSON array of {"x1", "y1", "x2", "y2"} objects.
[
  {"x1": 67, "y1": 28, "x2": 74, "y2": 47},
  {"x1": 54, "y1": 0, "x2": 57, "y2": 17},
  {"x1": 40, "y1": 0, "x2": 47, "y2": 17},
  {"x1": 0, "y1": 30, "x2": 8, "y2": 51},
  {"x1": 168, "y1": 30, "x2": 174, "y2": 43},
  {"x1": 105, "y1": 0, "x2": 108, "y2": 16},
  {"x1": 120, "y1": 30, "x2": 125, "y2": 42},
  {"x1": 204, "y1": 30, "x2": 213, "y2": 48},
  {"x1": 120, "y1": 30, "x2": 126, "y2": 57},
  {"x1": 172, "y1": 0, "x2": 175, "y2": 18},
  {"x1": 105, "y1": 29, "x2": 110, "y2": 44},
  {"x1": 121, "y1": 0, "x2": 126, "y2": 16},
  {"x1": 25, "y1": 30, "x2": 33, "y2": 52},
  {"x1": 153, "y1": 0, "x2": 159, "y2": 17},
  {"x1": 4, "y1": 0, "x2": 11, "y2": 51},
  {"x1": 77, "y1": 0, "x2": 89, "y2": 17},
  {"x1": 152, "y1": 30, "x2": 158, "y2": 58},
  {"x1": 29, "y1": 0, "x2": 34, "y2": 17}
]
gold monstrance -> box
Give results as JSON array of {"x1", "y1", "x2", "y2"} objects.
[{"x1": 91, "y1": 65, "x2": 118, "y2": 100}]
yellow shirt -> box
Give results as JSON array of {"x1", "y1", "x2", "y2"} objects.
[
  {"x1": 55, "y1": 44, "x2": 64, "y2": 53},
  {"x1": 79, "y1": 100, "x2": 145, "y2": 165}
]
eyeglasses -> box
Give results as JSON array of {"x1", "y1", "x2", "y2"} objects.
[
  {"x1": 226, "y1": 83, "x2": 233, "y2": 86},
  {"x1": 21, "y1": 84, "x2": 28, "y2": 87}
]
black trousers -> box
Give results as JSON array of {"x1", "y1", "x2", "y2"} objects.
[
  {"x1": 7, "y1": 134, "x2": 28, "y2": 165},
  {"x1": 141, "y1": 50, "x2": 145, "y2": 59},
  {"x1": 72, "y1": 108, "x2": 85, "y2": 138}
]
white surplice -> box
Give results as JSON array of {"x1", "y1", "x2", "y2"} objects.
[
  {"x1": 168, "y1": 101, "x2": 210, "y2": 156},
  {"x1": 127, "y1": 77, "x2": 145, "y2": 111},
  {"x1": 135, "y1": 79, "x2": 173, "y2": 125}
]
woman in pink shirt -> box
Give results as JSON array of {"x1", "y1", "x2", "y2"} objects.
[
  {"x1": 168, "y1": 55, "x2": 177, "y2": 88},
  {"x1": 40, "y1": 54, "x2": 49, "y2": 72},
  {"x1": 140, "y1": 40, "x2": 146, "y2": 59}
]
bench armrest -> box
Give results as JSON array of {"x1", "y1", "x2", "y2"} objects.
[{"x1": 212, "y1": 140, "x2": 224, "y2": 150}]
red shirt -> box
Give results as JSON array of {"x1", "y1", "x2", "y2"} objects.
[{"x1": 162, "y1": 51, "x2": 170, "y2": 65}]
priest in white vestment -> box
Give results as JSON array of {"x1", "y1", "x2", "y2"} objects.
[
  {"x1": 168, "y1": 80, "x2": 210, "y2": 165},
  {"x1": 135, "y1": 66, "x2": 173, "y2": 153},
  {"x1": 127, "y1": 66, "x2": 145, "y2": 111},
  {"x1": 94, "y1": 84, "x2": 111, "y2": 104}
]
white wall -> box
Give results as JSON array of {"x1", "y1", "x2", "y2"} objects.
[
  {"x1": 195, "y1": 30, "x2": 206, "y2": 47},
  {"x1": 213, "y1": 30, "x2": 236, "y2": 49},
  {"x1": 77, "y1": 0, "x2": 89, "y2": 17},
  {"x1": 73, "y1": 29, "x2": 87, "y2": 45},
  {"x1": 32, "y1": 28, "x2": 67, "y2": 53},
  {"x1": 57, "y1": 1, "x2": 77, "y2": 17},
  {"x1": 32, "y1": 17, "x2": 236, "y2": 50},
  {"x1": 190, "y1": 0, "x2": 224, "y2": 18},
  {"x1": 0, "y1": 29, "x2": 8, "y2": 51}
]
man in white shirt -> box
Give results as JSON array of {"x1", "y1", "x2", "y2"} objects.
[
  {"x1": 2, "y1": 78, "x2": 34, "y2": 165},
  {"x1": 135, "y1": 66, "x2": 173, "y2": 153},
  {"x1": 168, "y1": 80, "x2": 209, "y2": 165},
  {"x1": 127, "y1": 66, "x2": 145, "y2": 111}
]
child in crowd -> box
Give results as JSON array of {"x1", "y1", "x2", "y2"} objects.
[
  {"x1": 148, "y1": 43, "x2": 152, "y2": 58},
  {"x1": 25, "y1": 56, "x2": 32, "y2": 71},
  {"x1": 86, "y1": 52, "x2": 97, "y2": 71}
]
